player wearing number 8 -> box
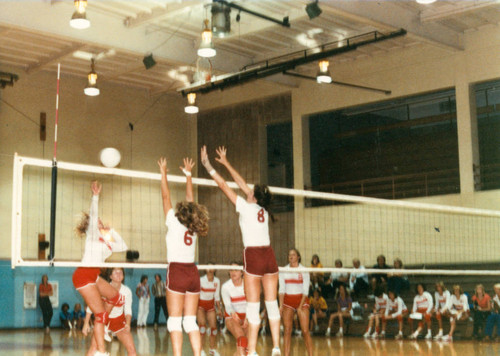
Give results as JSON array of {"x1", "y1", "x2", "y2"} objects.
[
  {"x1": 201, "y1": 146, "x2": 281, "y2": 356},
  {"x1": 158, "y1": 157, "x2": 209, "y2": 356}
]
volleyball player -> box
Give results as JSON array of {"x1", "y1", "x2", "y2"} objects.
[
  {"x1": 433, "y1": 281, "x2": 450, "y2": 340},
  {"x1": 363, "y1": 286, "x2": 388, "y2": 339},
  {"x1": 221, "y1": 262, "x2": 248, "y2": 356},
  {"x1": 73, "y1": 181, "x2": 128, "y2": 356},
  {"x1": 201, "y1": 146, "x2": 281, "y2": 356},
  {"x1": 279, "y1": 248, "x2": 312, "y2": 356},
  {"x1": 198, "y1": 265, "x2": 222, "y2": 356},
  {"x1": 409, "y1": 283, "x2": 434, "y2": 340},
  {"x1": 158, "y1": 157, "x2": 209, "y2": 356},
  {"x1": 442, "y1": 284, "x2": 470, "y2": 342},
  {"x1": 381, "y1": 290, "x2": 408, "y2": 340},
  {"x1": 83, "y1": 267, "x2": 136, "y2": 356}
]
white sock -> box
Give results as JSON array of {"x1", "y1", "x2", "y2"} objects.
[{"x1": 339, "y1": 327, "x2": 343, "y2": 333}]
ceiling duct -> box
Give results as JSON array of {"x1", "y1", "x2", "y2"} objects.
[{"x1": 211, "y1": 2, "x2": 231, "y2": 38}]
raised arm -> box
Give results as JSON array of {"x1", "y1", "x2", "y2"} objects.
[
  {"x1": 89, "y1": 181, "x2": 101, "y2": 229},
  {"x1": 201, "y1": 145, "x2": 238, "y2": 205},
  {"x1": 158, "y1": 157, "x2": 172, "y2": 217},
  {"x1": 215, "y1": 146, "x2": 252, "y2": 196},
  {"x1": 180, "y1": 157, "x2": 195, "y2": 202}
]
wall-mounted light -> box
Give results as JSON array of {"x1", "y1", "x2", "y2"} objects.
[
  {"x1": 184, "y1": 93, "x2": 199, "y2": 114},
  {"x1": 316, "y1": 60, "x2": 332, "y2": 84},
  {"x1": 198, "y1": 19, "x2": 216, "y2": 58},
  {"x1": 70, "y1": 0, "x2": 90, "y2": 30},
  {"x1": 84, "y1": 59, "x2": 100, "y2": 96}
]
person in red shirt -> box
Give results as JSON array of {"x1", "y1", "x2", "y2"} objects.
[
  {"x1": 472, "y1": 284, "x2": 491, "y2": 340},
  {"x1": 39, "y1": 274, "x2": 53, "y2": 333}
]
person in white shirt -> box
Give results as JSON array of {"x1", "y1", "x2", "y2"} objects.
[
  {"x1": 441, "y1": 284, "x2": 470, "y2": 342},
  {"x1": 83, "y1": 267, "x2": 136, "y2": 356},
  {"x1": 349, "y1": 258, "x2": 369, "y2": 297},
  {"x1": 201, "y1": 146, "x2": 281, "y2": 356},
  {"x1": 409, "y1": 283, "x2": 434, "y2": 340},
  {"x1": 198, "y1": 266, "x2": 222, "y2": 356},
  {"x1": 159, "y1": 157, "x2": 209, "y2": 356},
  {"x1": 279, "y1": 249, "x2": 312, "y2": 356},
  {"x1": 73, "y1": 182, "x2": 128, "y2": 356},
  {"x1": 382, "y1": 290, "x2": 408, "y2": 339},
  {"x1": 432, "y1": 281, "x2": 451, "y2": 340},
  {"x1": 221, "y1": 262, "x2": 248, "y2": 356},
  {"x1": 363, "y1": 286, "x2": 388, "y2": 339}
]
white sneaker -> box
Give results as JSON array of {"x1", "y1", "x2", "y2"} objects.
[
  {"x1": 425, "y1": 332, "x2": 432, "y2": 340},
  {"x1": 434, "y1": 331, "x2": 443, "y2": 340},
  {"x1": 442, "y1": 334, "x2": 452, "y2": 342},
  {"x1": 209, "y1": 349, "x2": 220, "y2": 356},
  {"x1": 314, "y1": 325, "x2": 319, "y2": 332},
  {"x1": 103, "y1": 328, "x2": 112, "y2": 342},
  {"x1": 352, "y1": 315, "x2": 363, "y2": 321},
  {"x1": 294, "y1": 329, "x2": 302, "y2": 337},
  {"x1": 201, "y1": 351, "x2": 207, "y2": 356},
  {"x1": 271, "y1": 347, "x2": 281, "y2": 356},
  {"x1": 94, "y1": 352, "x2": 110, "y2": 356},
  {"x1": 363, "y1": 331, "x2": 371, "y2": 338},
  {"x1": 395, "y1": 333, "x2": 403, "y2": 340},
  {"x1": 325, "y1": 327, "x2": 331, "y2": 336},
  {"x1": 248, "y1": 353, "x2": 259, "y2": 356},
  {"x1": 336, "y1": 330, "x2": 343, "y2": 337},
  {"x1": 409, "y1": 331, "x2": 419, "y2": 340},
  {"x1": 371, "y1": 332, "x2": 379, "y2": 339}
]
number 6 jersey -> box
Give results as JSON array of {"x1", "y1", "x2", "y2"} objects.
[{"x1": 165, "y1": 208, "x2": 197, "y2": 263}]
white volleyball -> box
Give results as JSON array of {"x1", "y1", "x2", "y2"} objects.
[{"x1": 99, "y1": 148, "x2": 121, "y2": 168}]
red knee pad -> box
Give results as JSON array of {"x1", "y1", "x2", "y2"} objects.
[
  {"x1": 95, "y1": 311, "x2": 109, "y2": 325},
  {"x1": 106, "y1": 293, "x2": 125, "y2": 307},
  {"x1": 237, "y1": 336, "x2": 248, "y2": 349}
]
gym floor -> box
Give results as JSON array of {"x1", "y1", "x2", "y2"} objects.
[{"x1": 0, "y1": 327, "x2": 498, "y2": 355}]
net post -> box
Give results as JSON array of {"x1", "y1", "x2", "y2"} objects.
[{"x1": 48, "y1": 159, "x2": 57, "y2": 262}]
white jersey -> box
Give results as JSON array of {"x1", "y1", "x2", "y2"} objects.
[
  {"x1": 279, "y1": 264, "x2": 309, "y2": 296},
  {"x1": 447, "y1": 294, "x2": 469, "y2": 312},
  {"x1": 412, "y1": 292, "x2": 433, "y2": 313},
  {"x1": 200, "y1": 275, "x2": 221, "y2": 302},
  {"x1": 86, "y1": 284, "x2": 132, "y2": 319},
  {"x1": 385, "y1": 297, "x2": 407, "y2": 317},
  {"x1": 493, "y1": 294, "x2": 500, "y2": 310},
  {"x1": 82, "y1": 196, "x2": 128, "y2": 264},
  {"x1": 349, "y1": 265, "x2": 369, "y2": 289},
  {"x1": 235, "y1": 196, "x2": 270, "y2": 247},
  {"x1": 221, "y1": 279, "x2": 246, "y2": 315},
  {"x1": 165, "y1": 209, "x2": 197, "y2": 263},
  {"x1": 434, "y1": 290, "x2": 451, "y2": 311},
  {"x1": 375, "y1": 293, "x2": 389, "y2": 311}
]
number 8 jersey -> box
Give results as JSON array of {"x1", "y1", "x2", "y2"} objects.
[
  {"x1": 165, "y1": 208, "x2": 197, "y2": 263},
  {"x1": 236, "y1": 196, "x2": 270, "y2": 247}
]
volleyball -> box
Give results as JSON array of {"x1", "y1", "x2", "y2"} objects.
[{"x1": 99, "y1": 148, "x2": 121, "y2": 168}]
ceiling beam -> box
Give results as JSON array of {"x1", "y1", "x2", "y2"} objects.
[
  {"x1": 26, "y1": 43, "x2": 85, "y2": 74},
  {"x1": 320, "y1": 1, "x2": 463, "y2": 51},
  {"x1": 124, "y1": 2, "x2": 201, "y2": 29},
  {"x1": 420, "y1": 1, "x2": 500, "y2": 23}
]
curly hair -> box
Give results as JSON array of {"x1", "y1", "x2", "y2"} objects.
[
  {"x1": 75, "y1": 212, "x2": 90, "y2": 237},
  {"x1": 175, "y1": 201, "x2": 209, "y2": 238}
]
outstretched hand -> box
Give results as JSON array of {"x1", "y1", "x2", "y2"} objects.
[
  {"x1": 180, "y1": 157, "x2": 195, "y2": 173},
  {"x1": 91, "y1": 181, "x2": 102, "y2": 196},
  {"x1": 215, "y1": 146, "x2": 229, "y2": 166},
  {"x1": 157, "y1": 157, "x2": 168, "y2": 174},
  {"x1": 201, "y1": 145, "x2": 214, "y2": 171}
]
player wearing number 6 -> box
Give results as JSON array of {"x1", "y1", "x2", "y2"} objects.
[
  {"x1": 201, "y1": 146, "x2": 281, "y2": 356},
  {"x1": 158, "y1": 157, "x2": 209, "y2": 356}
]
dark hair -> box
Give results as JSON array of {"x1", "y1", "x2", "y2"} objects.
[
  {"x1": 229, "y1": 260, "x2": 242, "y2": 266},
  {"x1": 62, "y1": 303, "x2": 70, "y2": 311},
  {"x1": 374, "y1": 286, "x2": 385, "y2": 298},
  {"x1": 206, "y1": 262, "x2": 216, "y2": 276},
  {"x1": 154, "y1": 273, "x2": 161, "y2": 280},
  {"x1": 336, "y1": 284, "x2": 350, "y2": 299},
  {"x1": 254, "y1": 184, "x2": 275, "y2": 222},
  {"x1": 335, "y1": 259, "x2": 343, "y2": 267},
  {"x1": 76, "y1": 212, "x2": 90, "y2": 237},
  {"x1": 311, "y1": 254, "x2": 320, "y2": 265},
  {"x1": 377, "y1": 255, "x2": 386, "y2": 264},
  {"x1": 415, "y1": 283, "x2": 426, "y2": 294},
  {"x1": 289, "y1": 248, "x2": 302, "y2": 263},
  {"x1": 388, "y1": 290, "x2": 399, "y2": 298},
  {"x1": 176, "y1": 201, "x2": 209, "y2": 237},
  {"x1": 140, "y1": 275, "x2": 148, "y2": 283}
]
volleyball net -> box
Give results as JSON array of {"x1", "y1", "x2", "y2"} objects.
[{"x1": 11, "y1": 154, "x2": 500, "y2": 278}]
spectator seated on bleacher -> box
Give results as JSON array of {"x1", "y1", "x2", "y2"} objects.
[
  {"x1": 363, "y1": 286, "x2": 388, "y2": 339},
  {"x1": 369, "y1": 255, "x2": 391, "y2": 298},
  {"x1": 309, "y1": 254, "x2": 324, "y2": 290},
  {"x1": 325, "y1": 284, "x2": 352, "y2": 337},
  {"x1": 441, "y1": 284, "x2": 470, "y2": 342},
  {"x1": 349, "y1": 258, "x2": 369, "y2": 298},
  {"x1": 432, "y1": 281, "x2": 451, "y2": 340},
  {"x1": 324, "y1": 259, "x2": 348, "y2": 298},
  {"x1": 387, "y1": 258, "x2": 410, "y2": 296},
  {"x1": 472, "y1": 284, "x2": 491, "y2": 340},
  {"x1": 409, "y1": 283, "x2": 434, "y2": 340},
  {"x1": 309, "y1": 289, "x2": 328, "y2": 332},
  {"x1": 483, "y1": 283, "x2": 500, "y2": 341},
  {"x1": 381, "y1": 290, "x2": 408, "y2": 340}
]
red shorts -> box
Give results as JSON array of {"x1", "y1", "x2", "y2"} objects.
[
  {"x1": 416, "y1": 308, "x2": 432, "y2": 324},
  {"x1": 225, "y1": 311, "x2": 246, "y2": 324},
  {"x1": 166, "y1": 262, "x2": 200, "y2": 294},
  {"x1": 283, "y1": 294, "x2": 309, "y2": 311},
  {"x1": 199, "y1": 299, "x2": 215, "y2": 312},
  {"x1": 72, "y1": 267, "x2": 101, "y2": 290},
  {"x1": 243, "y1": 246, "x2": 278, "y2": 277},
  {"x1": 108, "y1": 313, "x2": 126, "y2": 333}
]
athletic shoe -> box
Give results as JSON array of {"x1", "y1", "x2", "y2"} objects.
[
  {"x1": 201, "y1": 351, "x2": 207, "y2": 356},
  {"x1": 425, "y1": 332, "x2": 432, "y2": 340},
  {"x1": 294, "y1": 329, "x2": 302, "y2": 337},
  {"x1": 336, "y1": 330, "x2": 343, "y2": 337},
  {"x1": 434, "y1": 332, "x2": 443, "y2": 340},
  {"x1": 379, "y1": 331, "x2": 385, "y2": 339},
  {"x1": 352, "y1": 315, "x2": 363, "y2": 321},
  {"x1": 248, "y1": 352, "x2": 259, "y2": 356},
  {"x1": 314, "y1": 325, "x2": 319, "y2": 332},
  {"x1": 371, "y1": 332, "x2": 379, "y2": 339},
  {"x1": 209, "y1": 349, "x2": 220, "y2": 356},
  {"x1": 409, "y1": 331, "x2": 419, "y2": 340},
  {"x1": 395, "y1": 333, "x2": 403, "y2": 340},
  {"x1": 94, "y1": 352, "x2": 110, "y2": 356},
  {"x1": 271, "y1": 347, "x2": 281, "y2": 356},
  {"x1": 441, "y1": 335, "x2": 453, "y2": 342},
  {"x1": 363, "y1": 331, "x2": 371, "y2": 338},
  {"x1": 104, "y1": 327, "x2": 112, "y2": 342},
  {"x1": 325, "y1": 327, "x2": 331, "y2": 337}
]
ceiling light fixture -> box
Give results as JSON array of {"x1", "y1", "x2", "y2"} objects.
[
  {"x1": 84, "y1": 59, "x2": 100, "y2": 96},
  {"x1": 306, "y1": 0, "x2": 322, "y2": 20},
  {"x1": 198, "y1": 19, "x2": 216, "y2": 58},
  {"x1": 70, "y1": 0, "x2": 90, "y2": 30},
  {"x1": 416, "y1": 0, "x2": 436, "y2": 4},
  {"x1": 316, "y1": 60, "x2": 332, "y2": 83},
  {"x1": 184, "y1": 93, "x2": 199, "y2": 114},
  {"x1": 211, "y1": 2, "x2": 231, "y2": 38}
]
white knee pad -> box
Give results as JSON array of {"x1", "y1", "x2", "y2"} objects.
[
  {"x1": 265, "y1": 300, "x2": 280, "y2": 321},
  {"x1": 246, "y1": 302, "x2": 261, "y2": 325},
  {"x1": 199, "y1": 325, "x2": 206, "y2": 334},
  {"x1": 183, "y1": 316, "x2": 199, "y2": 334},
  {"x1": 210, "y1": 328, "x2": 218, "y2": 336},
  {"x1": 167, "y1": 316, "x2": 182, "y2": 332}
]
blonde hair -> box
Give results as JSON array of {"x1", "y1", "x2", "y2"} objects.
[
  {"x1": 176, "y1": 201, "x2": 209, "y2": 238},
  {"x1": 475, "y1": 284, "x2": 485, "y2": 296},
  {"x1": 75, "y1": 212, "x2": 90, "y2": 237},
  {"x1": 494, "y1": 283, "x2": 500, "y2": 290},
  {"x1": 435, "y1": 281, "x2": 446, "y2": 292},
  {"x1": 452, "y1": 284, "x2": 463, "y2": 294}
]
